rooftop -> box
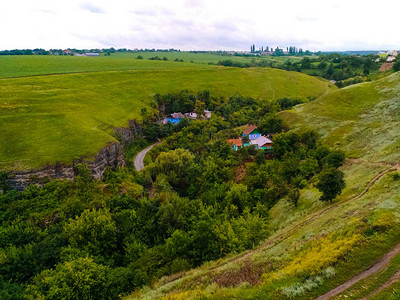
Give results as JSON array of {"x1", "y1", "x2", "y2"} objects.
[
  {"x1": 243, "y1": 124, "x2": 258, "y2": 135},
  {"x1": 227, "y1": 139, "x2": 243, "y2": 147},
  {"x1": 251, "y1": 136, "x2": 273, "y2": 147}
]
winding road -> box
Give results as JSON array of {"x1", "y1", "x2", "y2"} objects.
[{"x1": 134, "y1": 142, "x2": 161, "y2": 171}]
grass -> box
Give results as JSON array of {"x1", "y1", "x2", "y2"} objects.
[
  {"x1": 128, "y1": 71, "x2": 400, "y2": 299},
  {"x1": 330, "y1": 254, "x2": 400, "y2": 299},
  {"x1": 129, "y1": 162, "x2": 400, "y2": 299},
  {"x1": 0, "y1": 62, "x2": 333, "y2": 171},
  {"x1": 282, "y1": 71, "x2": 400, "y2": 163},
  {"x1": 0, "y1": 52, "x2": 297, "y2": 79}
]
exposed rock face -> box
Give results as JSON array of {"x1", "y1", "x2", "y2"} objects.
[{"x1": 8, "y1": 142, "x2": 125, "y2": 190}]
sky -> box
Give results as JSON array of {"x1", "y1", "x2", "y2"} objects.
[{"x1": 1, "y1": 0, "x2": 400, "y2": 51}]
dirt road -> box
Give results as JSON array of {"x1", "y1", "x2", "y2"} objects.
[
  {"x1": 134, "y1": 142, "x2": 161, "y2": 171},
  {"x1": 316, "y1": 243, "x2": 400, "y2": 300}
]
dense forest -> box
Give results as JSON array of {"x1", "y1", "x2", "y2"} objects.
[{"x1": 0, "y1": 91, "x2": 345, "y2": 299}]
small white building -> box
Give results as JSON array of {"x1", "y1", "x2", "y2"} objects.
[
  {"x1": 204, "y1": 110, "x2": 212, "y2": 119},
  {"x1": 184, "y1": 112, "x2": 197, "y2": 120},
  {"x1": 85, "y1": 53, "x2": 100, "y2": 57},
  {"x1": 387, "y1": 56, "x2": 396, "y2": 62}
]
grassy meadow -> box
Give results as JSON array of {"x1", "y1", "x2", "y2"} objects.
[
  {"x1": 282, "y1": 71, "x2": 400, "y2": 164},
  {"x1": 129, "y1": 70, "x2": 400, "y2": 299},
  {"x1": 0, "y1": 57, "x2": 333, "y2": 171}
]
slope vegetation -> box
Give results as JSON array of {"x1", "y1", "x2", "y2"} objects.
[
  {"x1": 0, "y1": 63, "x2": 332, "y2": 171},
  {"x1": 130, "y1": 73, "x2": 400, "y2": 299}
]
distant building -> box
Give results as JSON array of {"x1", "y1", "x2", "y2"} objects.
[
  {"x1": 63, "y1": 49, "x2": 73, "y2": 55},
  {"x1": 387, "y1": 56, "x2": 396, "y2": 62},
  {"x1": 204, "y1": 110, "x2": 212, "y2": 119},
  {"x1": 86, "y1": 53, "x2": 100, "y2": 57}
]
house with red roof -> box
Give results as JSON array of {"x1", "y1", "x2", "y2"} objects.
[
  {"x1": 242, "y1": 124, "x2": 262, "y2": 140},
  {"x1": 227, "y1": 139, "x2": 243, "y2": 151},
  {"x1": 227, "y1": 125, "x2": 273, "y2": 152}
]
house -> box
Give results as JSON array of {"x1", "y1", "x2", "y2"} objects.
[
  {"x1": 251, "y1": 136, "x2": 273, "y2": 150},
  {"x1": 204, "y1": 110, "x2": 212, "y2": 119},
  {"x1": 63, "y1": 49, "x2": 73, "y2": 55},
  {"x1": 184, "y1": 112, "x2": 197, "y2": 120},
  {"x1": 242, "y1": 125, "x2": 261, "y2": 140},
  {"x1": 387, "y1": 56, "x2": 396, "y2": 62},
  {"x1": 227, "y1": 139, "x2": 243, "y2": 151},
  {"x1": 164, "y1": 112, "x2": 185, "y2": 124}
]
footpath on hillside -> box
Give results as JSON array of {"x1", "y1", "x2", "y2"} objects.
[
  {"x1": 315, "y1": 164, "x2": 400, "y2": 300},
  {"x1": 134, "y1": 142, "x2": 161, "y2": 171},
  {"x1": 157, "y1": 163, "x2": 400, "y2": 295}
]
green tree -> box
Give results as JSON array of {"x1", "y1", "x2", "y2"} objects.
[
  {"x1": 148, "y1": 148, "x2": 194, "y2": 179},
  {"x1": 288, "y1": 188, "x2": 300, "y2": 207},
  {"x1": 194, "y1": 100, "x2": 206, "y2": 118},
  {"x1": 393, "y1": 59, "x2": 400, "y2": 72},
  {"x1": 64, "y1": 209, "x2": 117, "y2": 258},
  {"x1": 258, "y1": 113, "x2": 284, "y2": 134},
  {"x1": 26, "y1": 257, "x2": 112, "y2": 300},
  {"x1": 316, "y1": 168, "x2": 345, "y2": 202},
  {"x1": 323, "y1": 150, "x2": 346, "y2": 168}
]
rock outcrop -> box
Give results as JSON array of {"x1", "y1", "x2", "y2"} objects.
[{"x1": 8, "y1": 142, "x2": 125, "y2": 190}]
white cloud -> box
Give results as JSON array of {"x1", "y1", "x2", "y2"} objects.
[{"x1": 1, "y1": 0, "x2": 400, "y2": 51}]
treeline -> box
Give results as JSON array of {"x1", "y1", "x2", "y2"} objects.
[
  {"x1": 0, "y1": 91, "x2": 345, "y2": 299},
  {"x1": 215, "y1": 53, "x2": 381, "y2": 87}
]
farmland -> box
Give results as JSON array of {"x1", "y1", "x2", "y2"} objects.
[
  {"x1": 0, "y1": 55, "x2": 333, "y2": 171},
  {"x1": 0, "y1": 52, "x2": 294, "y2": 79}
]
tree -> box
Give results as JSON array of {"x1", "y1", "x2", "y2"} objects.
[
  {"x1": 316, "y1": 168, "x2": 345, "y2": 202},
  {"x1": 194, "y1": 100, "x2": 206, "y2": 118},
  {"x1": 64, "y1": 209, "x2": 117, "y2": 258},
  {"x1": 393, "y1": 59, "x2": 400, "y2": 72},
  {"x1": 323, "y1": 150, "x2": 346, "y2": 168},
  {"x1": 258, "y1": 113, "x2": 284, "y2": 135},
  {"x1": 288, "y1": 188, "x2": 300, "y2": 207},
  {"x1": 26, "y1": 257, "x2": 113, "y2": 300}
]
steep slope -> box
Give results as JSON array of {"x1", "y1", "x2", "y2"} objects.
[
  {"x1": 282, "y1": 72, "x2": 400, "y2": 163},
  {"x1": 129, "y1": 73, "x2": 400, "y2": 299},
  {"x1": 0, "y1": 66, "x2": 333, "y2": 171}
]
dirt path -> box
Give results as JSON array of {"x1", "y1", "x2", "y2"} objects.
[
  {"x1": 208, "y1": 164, "x2": 400, "y2": 271},
  {"x1": 361, "y1": 270, "x2": 400, "y2": 299},
  {"x1": 316, "y1": 243, "x2": 400, "y2": 300},
  {"x1": 160, "y1": 163, "x2": 399, "y2": 287},
  {"x1": 314, "y1": 164, "x2": 400, "y2": 299},
  {"x1": 134, "y1": 142, "x2": 161, "y2": 171}
]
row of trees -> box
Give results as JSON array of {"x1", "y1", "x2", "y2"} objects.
[{"x1": 249, "y1": 45, "x2": 314, "y2": 56}]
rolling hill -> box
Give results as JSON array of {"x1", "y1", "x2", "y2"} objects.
[
  {"x1": 0, "y1": 59, "x2": 333, "y2": 171},
  {"x1": 129, "y1": 73, "x2": 400, "y2": 299}
]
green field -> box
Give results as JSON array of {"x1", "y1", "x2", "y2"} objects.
[
  {"x1": 130, "y1": 71, "x2": 400, "y2": 299},
  {"x1": 0, "y1": 57, "x2": 333, "y2": 171},
  {"x1": 0, "y1": 52, "x2": 294, "y2": 79}
]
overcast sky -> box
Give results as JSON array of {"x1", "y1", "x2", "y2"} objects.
[{"x1": 2, "y1": 0, "x2": 400, "y2": 51}]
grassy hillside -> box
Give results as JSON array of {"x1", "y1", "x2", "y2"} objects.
[
  {"x1": 282, "y1": 72, "x2": 400, "y2": 163},
  {"x1": 129, "y1": 73, "x2": 400, "y2": 299},
  {"x1": 0, "y1": 64, "x2": 333, "y2": 171}
]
